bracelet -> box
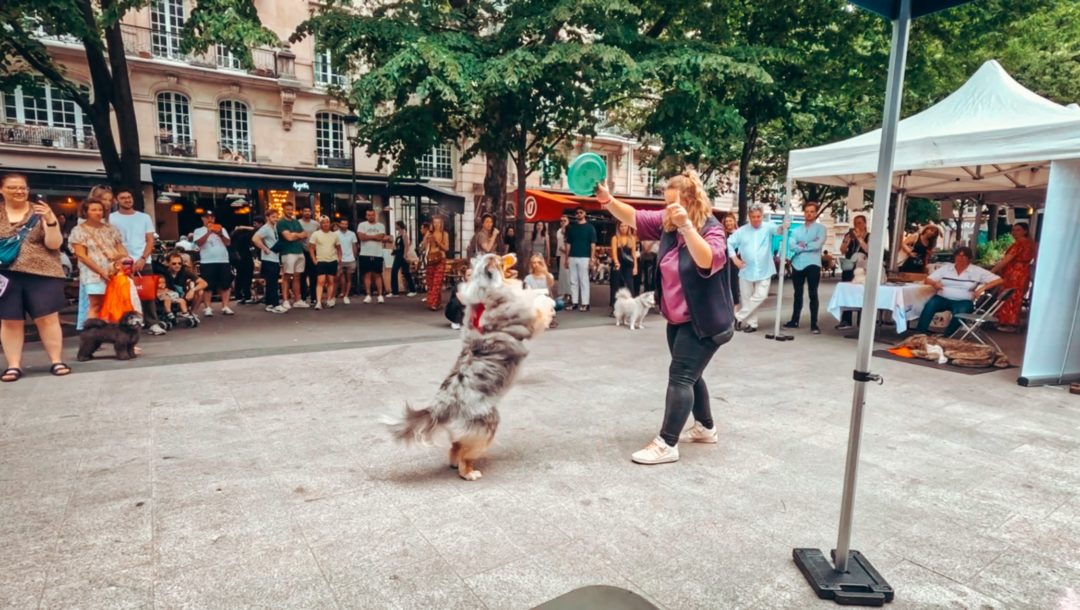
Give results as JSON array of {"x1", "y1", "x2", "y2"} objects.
[
  {"x1": 676, "y1": 222, "x2": 694, "y2": 234},
  {"x1": 46, "y1": 221, "x2": 58, "y2": 227}
]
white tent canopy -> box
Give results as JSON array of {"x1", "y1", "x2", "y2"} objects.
[{"x1": 788, "y1": 60, "x2": 1080, "y2": 199}]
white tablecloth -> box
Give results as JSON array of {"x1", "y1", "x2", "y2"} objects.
[{"x1": 827, "y1": 282, "x2": 936, "y2": 333}]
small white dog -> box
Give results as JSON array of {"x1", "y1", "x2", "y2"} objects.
[{"x1": 614, "y1": 288, "x2": 655, "y2": 330}]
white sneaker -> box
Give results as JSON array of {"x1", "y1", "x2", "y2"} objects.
[
  {"x1": 631, "y1": 436, "x2": 679, "y2": 465},
  {"x1": 343, "y1": 296, "x2": 351, "y2": 305},
  {"x1": 679, "y1": 422, "x2": 718, "y2": 444},
  {"x1": 450, "y1": 322, "x2": 462, "y2": 330},
  {"x1": 203, "y1": 307, "x2": 213, "y2": 317},
  {"x1": 327, "y1": 298, "x2": 336, "y2": 308},
  {"x1": 222, "y1": 307, "x2": 235, "y2": 316},
  {"x1": 267, "y1": 305, "x2": 287, "y2": 314},
  {"x1": 363, "y1": 295, "x2": 372, "y2": 304},
  {"x1": 292, "y1": 300, "x2": 310, "y2": 309},
  {"x1": 377, "y1": 295, "x2": 385, "y2": 304},
  {"x1": 147, "y1": 323, "x2": 167, "y2": 336},
  {"x1": 282, "y1": 300, "x2": 291, "y2": 310},
  {"x1": 406, "y1": 292, "x2": 417, "y2": 297},
  {"x1": 314, "y1": 303, "x2": 322, "y2": 310}
]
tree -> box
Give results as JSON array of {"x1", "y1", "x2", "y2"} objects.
[
  {"x1": 297, "y1": 0, "x2": 639, "y2": 266},
  {"x1": 0, "y1": 0, "x2": 278, "y2": 193}
]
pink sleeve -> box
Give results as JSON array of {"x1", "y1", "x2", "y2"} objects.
[
  {"x1": 697, "y1": 225, "x2": 728, "y2": 277},
  {"x1": 634, "y1": 210, "x2": 664, "y2": 241}
]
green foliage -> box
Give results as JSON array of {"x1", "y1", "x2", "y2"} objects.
[
  {"x1": 976, "y1": 233, "x2": 1014, "y2": 268},
  {"x1": 906, "y1": 198, "x2": 940, "y2": 226}
]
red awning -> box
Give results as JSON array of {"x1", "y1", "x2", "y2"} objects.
[{"x1": 511, "y1": 188, "x2": 669, "y2": 222}]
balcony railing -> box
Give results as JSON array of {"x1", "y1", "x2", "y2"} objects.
[
  {"x1": 316, "y1": 151, "x2": 351, "y2": 168},
  {"x1": 219, "y1": 140, "x2": 255, "y2": 163},
  {"x1": 155, "y1": 136, "x2": 197, "y2": 157},
  {"x1": 1, "y1": 122, "x2": 98, "y2": 150},
  {"x1": 119, "y1": 24, "x2": 290, "y2": 78}
]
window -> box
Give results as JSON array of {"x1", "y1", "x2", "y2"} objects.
[
  {"x1": 540, "y1": 157, "x2": 560, "y2": 187},
  {"x1": 157, "y1": 92, "x2": 192, "y2": 153},
  {"x1": 1, "y1": 82, "x2": 91, "y2": 146},
  {"x1": 315, "y1": 112, "x2": 345, "y2": 165},
  {"x1": 218, "y1": 100, "x2": 250, "y2": 159},
  {"x1": 216, "y1": 44, "x2": 243, "y2": 70},
  {"x1": 314, "y1": 47, "x2": 347, "y2": 87},
  {"x1": 151, "y1": 0, "x2": 185, "y2": 60},
  {"x1": 418, "y1": 144, "x2": 453, "y2": 180},
  {"x1": 643, "y1": 167, "x2": 660, "y2": 196}
]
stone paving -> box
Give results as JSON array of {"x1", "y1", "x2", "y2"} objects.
[{"x1": 1, "y1": 284, "x2": 1078, "y2": 609}]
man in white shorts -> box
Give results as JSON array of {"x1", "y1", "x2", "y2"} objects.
[
  {"x1": 275, "y1": 202, "x2": 311, "y2": 309},
  {"x1": 335, "y1": 218, "x2": 359, "y2": 304}
]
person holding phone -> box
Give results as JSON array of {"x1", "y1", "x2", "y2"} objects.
[
  {"x1": 0, "y1": 174, "x2": 70, "y2": 381},
  {"x1": 596, "y1": 171, "x2": 734, "y2": 465}
]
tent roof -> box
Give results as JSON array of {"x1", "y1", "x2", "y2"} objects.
[{"x1": 788, "y1": 60, "x2": 1080, "y2": 201}]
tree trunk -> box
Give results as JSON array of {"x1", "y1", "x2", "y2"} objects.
[
  {"x1": 736, "y1": 124, "x2": 758, "y2": 224},
  {"x1": 514, "y1": 148, "x2": 528, "y2": 274},
  {"x1": 103, "y1": 17, "x2": 143, "y2": 199},
  {"x1": 76, "y1": 0, "x2": 124, "y2": 187},
  {"x1": 483, "y1": 154, "x2": 507, "y2": 231}
]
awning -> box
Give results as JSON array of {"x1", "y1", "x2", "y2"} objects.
[
  {"x1": 513, "y1": 188, "x2": 668, "y2": 222},
  {"x1": 149, "y1": 160, "x2": 465, "y2": 214}
]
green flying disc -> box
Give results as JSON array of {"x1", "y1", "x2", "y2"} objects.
[{"x1": 567, "y1": 153, "x2": 608, "y2": 196}]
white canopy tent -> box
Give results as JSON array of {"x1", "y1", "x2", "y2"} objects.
[{"x1": 778, "y1": 59, "x2": 1080, "y2": 386}]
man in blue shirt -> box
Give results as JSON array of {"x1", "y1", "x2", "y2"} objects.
[
  {"x1": 727, "y1": 203, "x2": 782, "y2": 332},
  {"x1": 784, "y1": 201, "x2": 827, "y2": 334}
]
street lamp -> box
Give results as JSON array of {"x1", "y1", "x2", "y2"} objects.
[{"x1": 342, "y1": 115, "x2": 360, "y2": 226}]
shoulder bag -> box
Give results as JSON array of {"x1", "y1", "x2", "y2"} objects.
[{"x1": 0, "y1": 214, "x2": 40, "y2": 268}]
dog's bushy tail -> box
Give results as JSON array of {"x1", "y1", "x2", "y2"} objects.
[
  {"x1": 615, "y1": 288, "x2": 633, "y2": 301},
  {"x1": 382, "y1": 403, "x2": 439, "y2": 445}
]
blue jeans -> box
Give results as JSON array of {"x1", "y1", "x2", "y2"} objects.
[{"x1": 917, "y1": 295, "x2": 974, "y2": 336}]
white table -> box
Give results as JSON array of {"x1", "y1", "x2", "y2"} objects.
[{"x1": 827, "y1": 282, "x2": 936, "y2": 333}]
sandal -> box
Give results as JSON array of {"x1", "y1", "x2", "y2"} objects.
[
  {"x1": 49, "y1": 362, "x2": 71, "y2": 377},
  {"x1": 1, "y1": 367, "x2": 23, "y2": 383}
]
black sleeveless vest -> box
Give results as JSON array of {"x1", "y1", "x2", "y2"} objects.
[{"x1": 654, "y1": 216, "x2": 736, "y2": 345}]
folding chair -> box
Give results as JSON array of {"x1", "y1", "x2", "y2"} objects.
[{"x1": 949, "y1": 288, "x2": 1016, "y2": 352}]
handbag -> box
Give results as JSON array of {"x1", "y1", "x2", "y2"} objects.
[
  {"x1": 0, "y1": 214, "x2": 39, "y2": 268},
  {"x1": 134, "y1": 273, "x2": 160, "y2": 302}
]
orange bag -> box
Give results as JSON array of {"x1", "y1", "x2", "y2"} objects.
[
  {"x1": 100, "y1": 273, "x2": 137, "y2": 323},
  {"x1": 887, "y1": 346, "x2": 915, "y2": 359},
  {"x1": 134, "y1": 273, "x2": 160, "y2": 302}
]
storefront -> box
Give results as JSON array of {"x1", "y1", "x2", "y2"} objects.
[{"x1": 148, "y1": 160, "x2": 465, "y2": 243}]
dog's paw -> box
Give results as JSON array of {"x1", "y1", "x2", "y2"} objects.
[{"x1": 459, "y1": 470, "x2": 482, "y2": 481}]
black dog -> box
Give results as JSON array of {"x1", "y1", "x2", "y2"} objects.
[{"x1": 77, "y1": 311, "x2": 142, "y2": 362}]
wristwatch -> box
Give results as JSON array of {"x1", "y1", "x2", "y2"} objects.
[{"x1": 46, "y1": 219, "x2": 58, "y2": 227}]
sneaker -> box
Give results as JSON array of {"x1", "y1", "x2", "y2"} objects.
[
  {"x1": 406, "y1": 292, "x2": 417, "y2": 297},
  {"x1": 680, "y1": 422, "x2": 718, "y2": 444},
  {"x1": 222, "y1": 307, "x2": 235, "y2": 316},
  {"x1": 343, "y1": 296, "x2": 351, "y2": 305},
  {"x1": 377, "y1": 295, "x2": 385, "y2": 304},
  {"x1": 835, "y1": 323, "x2": 854, "y2": 331},
  {"x1": 734, "y1": 320, "x2": 744, "y2": 331},
  {"x1": 266, "y1": 305, "x2": 286, "y2": 314},
  {"x1": 783, "y1": 321, "x2": 799, "y2": 329},
  {"x1": 811, "y1": 327, "x2": 822, "y2": 335},
  {"x1": 582, "y1": 305, "x2": 591, "y2": 312},
  {"x1": 282, "y1": 300, "x2": 292, "y2": 310},
  {"x1": 363, "y1": 295, "x2": 373, "y2": 304},
  {"x1": 327, "y1": 298, "x2": 336, "y2": 308},
  {"x1": 203, "y1": 307, "x2": 213, "y2": 317},
  {"x1": 314, "y1": 303, "x2": 322, "y2": 310},
  {"x1": 631, "y1": 436, "x2": 679, "y2": 465},
  {"x1": 743, "y1": 325, "x2": 757, "y2": 333},
  {"x1": 386, "y1": 293, "x2": 399, "y2": 298},
  {"x1": 147, "y1": 323, "x2": 167, "y2": 336},
  {"x1": 292, "y1": 300, "x2": 310, "y2": 309},
  {"x1": 450, "y1": 322, "x2": 462, "y2": 330}
]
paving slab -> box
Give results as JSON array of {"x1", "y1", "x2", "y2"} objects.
[{"x1": 0, "y1": 279, "x2": 1074, "y2": 609}]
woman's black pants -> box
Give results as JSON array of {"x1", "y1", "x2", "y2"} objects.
[{"x1": 659, "y1": 323, "x2": 720, "y2": 447}]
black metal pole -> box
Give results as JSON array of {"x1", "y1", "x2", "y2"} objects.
[{"x1": 350, "y1": 144, "x2": 358, "y2": 227}]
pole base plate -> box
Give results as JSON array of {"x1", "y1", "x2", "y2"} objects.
[
  {"x1": 765, "y1": 333, "x2": 795, "y2": 341},
  {"x1": 793, "y1": 548, "x2": 894, "y2": 606}
]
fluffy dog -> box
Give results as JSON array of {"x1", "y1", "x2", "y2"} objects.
[
  {"x1": 614, "y1": 288, "x2": 655, "y2": 330},
  {"x1": 386, "y1": 254, "x2": 554, "y2": 481},
  {"x1": 77, "y1": 311, "x2": 142, "y2": 361}
]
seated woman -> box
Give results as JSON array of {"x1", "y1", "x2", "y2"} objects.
[{"x1": 524, "y1": 254, "x2": 557, "y2": 327}]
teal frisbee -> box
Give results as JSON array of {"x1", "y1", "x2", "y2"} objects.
[{"x1": 567, "y1": 153, "x2": 608, "y2": 196}]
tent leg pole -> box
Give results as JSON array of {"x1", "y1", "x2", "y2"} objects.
[
  {"x1": 794, "y1": 0, "x2": 908, "y2": 604},
  {"x1": 889, "y1": 188, "x2": 907, "y2": 272},
  {"x1": 767, "y1": 177, "x2": 795, "y2": 342}
]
